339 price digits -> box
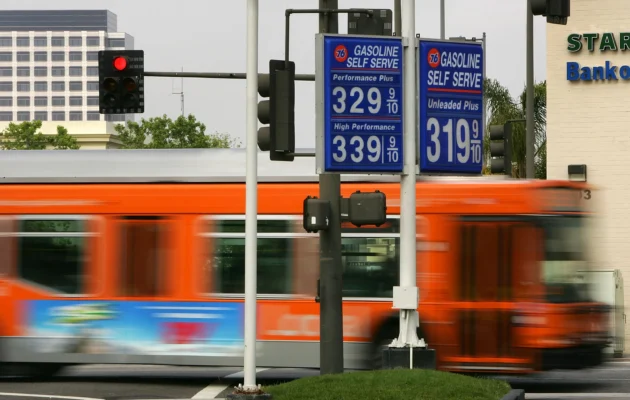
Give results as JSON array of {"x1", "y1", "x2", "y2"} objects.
[
  {"x1": 425, "y1": 117, "x2": 482, "y2": 165},
  {"x1": 332, "y1": 86, "x2": 399, "y2": 115},
  {"x1": 331, "y1": 135, "x2": 400, "y2": 164}
]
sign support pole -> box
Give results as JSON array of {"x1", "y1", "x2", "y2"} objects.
[
  {"x1": 243, "y1": 0, "x2": 259, "y2": 390},
  {"x1": 526, "y1": 0, "x2": 535, "y2": 179},
  {"x1": 391, "y1": 0, "x2": 424, "y2": 352},
  {"x1": 318, "y1": 0, "x2": 344, "y2": 376}
]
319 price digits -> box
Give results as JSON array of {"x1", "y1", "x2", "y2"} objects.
[
  {"x1": 425, "y1": 117, "x2": 482, "y2": 165},
  {"x1": 332, "y1": 86, "x2": 399, "y2": 115}
]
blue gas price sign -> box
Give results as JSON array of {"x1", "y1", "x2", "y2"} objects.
[
  {"x1": 418, "y1": 39, "x2": 484, "y2": 175},
  {"x1": 315, "y1": 34, "x2": 404, "y2": 174}
]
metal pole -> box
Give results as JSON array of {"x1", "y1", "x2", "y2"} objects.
[
  {"x1": 526, "y1": 0, "x2": 535, "y2": 179},
  {"x1": 482, "y1": 32, "x2": 486, "y2": 139},
  {"x1": 318, "y1": 0, "x2": 343, "y2": 376},
  {"x1": 440, "y1": 0, "x2": 445, "y2": 39},
  {"x1": 393, "y1": 0, "x2": 424, "y2": 351},
  {"x1": 394, "y1": 0, "x2": 402, "y2": 37},
  {"x1": 243, "y1": 0, "x2": 258, "y2": 390}
]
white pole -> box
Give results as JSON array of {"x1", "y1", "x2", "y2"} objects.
[
  {"x1": 393, "y1": 0, "x2": 424, "y2": 350},
  {"x1": 440, "y1": 0, "x2": 445, "y2": 39},
  {"x1": 243, "y1": 0, "x2": 258, "y2": 390}
]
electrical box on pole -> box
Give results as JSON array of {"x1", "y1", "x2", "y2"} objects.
[
  {"x1": 347, "y1": 191, "x2": 387, "y2": 227},
  {"x1": 347, "y1": 9, "x2": 393, "y2": 36},
  {"x1": 303, "y1": 196, "x2": 331, "y2": 233},
  {"x1": 531, "y1": 0, "x2": 570, "y2": 25},
  {"x1": 257, "y1": 59, "x2": 296, "y2": 162},
  {"x1": 488, "y1": 123, "x2": 513, "y2": 176},
  {"x1": 98, "y1": 50, "x2": 145, "y2": 114}
]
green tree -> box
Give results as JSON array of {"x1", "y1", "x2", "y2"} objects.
[
  {"x1": 0, "y1": 120, "x2": 80, "y2": 150},
  {"x1": 483, "y1": 78, "x2": 546, "y2": 179},
  {"x1": 115, "y1": 114, "x2": 241, "y2": 149}
]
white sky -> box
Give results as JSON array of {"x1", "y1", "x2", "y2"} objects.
[{"x1": 3, "y1": 0, "x2": 548, "y2": 148}]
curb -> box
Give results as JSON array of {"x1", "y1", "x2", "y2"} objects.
[{"x1": 500, "y1": 389, "x2": 525, "y2": 400}]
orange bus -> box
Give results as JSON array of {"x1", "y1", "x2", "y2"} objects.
[{"x1": 0, "y1": 148, "x2": 609, "y2": 377}]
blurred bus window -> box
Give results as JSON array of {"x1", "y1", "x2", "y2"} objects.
[
  {"x1": 341, "y1": 218, "x2": 400, "y2": 298},
  {"x1": 17, "y1": 216, "x2": 88, "y2": 294},
  {"x1": 0, "y1": 218, "x2": 13, "y2": 276},
  {"x1": 209, "y1": 218, "x2": 293, "y2": 295},
  {"x1": 119, "y1": 216, "x2": 168, "y2": 297},
  {"x1": 542, "y1": 216, "x2": 590, "y2": 303}
]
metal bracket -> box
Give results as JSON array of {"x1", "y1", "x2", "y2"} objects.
[{"x1": 285, "y1": 8, "x2": 374, "y2": 68}]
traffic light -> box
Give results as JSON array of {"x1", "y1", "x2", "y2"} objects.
[
  {"x1": 257, "y1": 59, "x2": 295, "y2": 162},
  {"x1": 531, "y1": 0, "x2": 570, "y2": 25},
  {"x1": 488, "y1": 123, "x2": 513, "y2": 176},
  {"x1": 98, "y1": 50, "x2": 145, "y2": 114}
]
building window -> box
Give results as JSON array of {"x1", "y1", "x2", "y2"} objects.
[
  {"x1": 52, "y1": 96, "x2": 65, "y2": 107},
  {"x1": 86, "y1": 51, "x2": 98, "y2": 61},
  {"x1": 0, "y1": 82, "x2": 12, "y2": 91},
  {"x1": 34, "y1": 81, "x2": 47, "y2": 92},
  {"x1": 0, "y1": 38, "x2": 11, "y2": 47},
  {"x1": 34, "y1": 51, "x2": 47, "y2": 62},
  {"x1": 51, "y1": 37, "x2": 64, "y2": 47},
  {"x1": 86, "y1": 37, "x2": 100, "y2": 46},
  {"x1": 52, "y1": 81, "x2": 65, "y2": 92},
  {"x1": 0, "y1": 97, "x2": 12, "y2": 106},
  {"x1": 17, "y1": 111, "x2": 30, "y2": 121},
  {"x1": 69, "y1": 111, "x2": 82, "y2": 121},
  {"x1": 16, "y1": 37, "x2": 29, "y2": 47},
  {"x1": 69, "y1": 66, "x2": 82, "y2": 77},
  {"x1": 69, "y1": 52, "x2": 82, "y2": 62},
  {"x1": 69, "y1": 37, "x2": 82, "y2": 47},
  {"x1": 16, "y1": 81, "x2": 30, "y2": 92},
  {"x1": 69, "y1": 81, "x2": 82, "y2": 91},
  {"x1": 16, "y1": 218, "x2": 89, "y2": 295},
  {"x1": 87, "y1": 81, "x2": 99, "y2": 91},
  {"x1": 51, "y1": 66, "x2": 65, "y2": 77},
  {"x1": 17, "y1": 97, "x2": 30, "y2": 107},
  {"x1": 105, "y1": 114, "x2": 126, "y2": 122},
  {"x1": 87, "y1": 96, "x2": 99, "y2": 106},
  {"x1": 34, "y1": 37, "x2": 47, "y2": 47},
  {"x1": 34, "y1": 66, "x2": 47, "y2": 77},
  {"x1": 0, "y1": 52, "x2": 11, "y2": 62},
  {"x1": 16, "y1": 67, "x2": 30, "y2": 77},
  {"x1": 86, "y1": 67, "x2": 98, "y2": 77},
  {"x1": 16, "y1": 52, "x2": 30, "y2": 62},
  {"x1": 69, "y1": 96, "x2": 82, "y2": 106},
  {"x1": 52, "y1": 111, "x2": 65, "y2": 121},
  {"x1": 87, "y1": 111, "x2": 100, "y2": 121},
  {"x1": 0, "y1": 67, "x2": 11, "y2": 77},
  {"x1": 34, "y1": 111, "x2": 47, "y2": 121},
  {"x1": 0, "y1": 111, "x2": 12, "y2": 121},
  {"x1": 51, "y1": 52, "x2": 64, "y2": 62},
  {"x1": 34, "y1": 96, "x2": 47, "y2": 107},
  {"x1": 107, "y1": 38, "x2": 125, "y2": 48}
]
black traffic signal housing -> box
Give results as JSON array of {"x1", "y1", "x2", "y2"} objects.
[
  {"x1": 98, "y1": 50, "x2": 145, "y2": 114},
  {"x1": 257, "y1": 59, "x2": 295, "y2": 162},
  {"x1": 531, "y1": 0, "x2": 570, "y2": 25},
  {"x1": 488, "y1": 123, "x2": 513, "y2": 176},
  {"x1": 347, "y1": 9, "x2": 393, "y2": 36},
  {"x1": 346, "y1": 190, "x2": 387, "y2": 227}
]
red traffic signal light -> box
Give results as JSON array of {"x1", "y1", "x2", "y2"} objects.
[{"x1": 113, "y1": 56, "x2": 128, "y2": 71}]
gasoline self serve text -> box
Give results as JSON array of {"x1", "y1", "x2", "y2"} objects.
[
  {"x1": 344, "y1": 45, "x2": 400, "y2": 69},
  {"x1": 427, "y1": 51, "x2": 483, "y2": 90}
]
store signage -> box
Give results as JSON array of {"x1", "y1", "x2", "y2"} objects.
[{"x1": 566, "y1": 33, "x2": 630, "y2": 82}]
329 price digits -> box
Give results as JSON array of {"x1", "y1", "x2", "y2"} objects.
[
  {"x1": 332, "y1": 86, "x2": 399, "y2": 115},
  {"x1": 425, "y1": 117, "x2": 482, "y2": 165}
]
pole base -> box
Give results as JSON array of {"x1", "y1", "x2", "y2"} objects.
[
  {"x1": 227, "y1": 394, "x2": 272, "y2": 400},
  {"x1": 381, "y1": 346, "x2": 437, "y2": 370}
]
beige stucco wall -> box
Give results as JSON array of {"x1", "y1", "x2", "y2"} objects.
[{"x1": 547, "y1": 0, "x2": 630, "y2": 346}]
